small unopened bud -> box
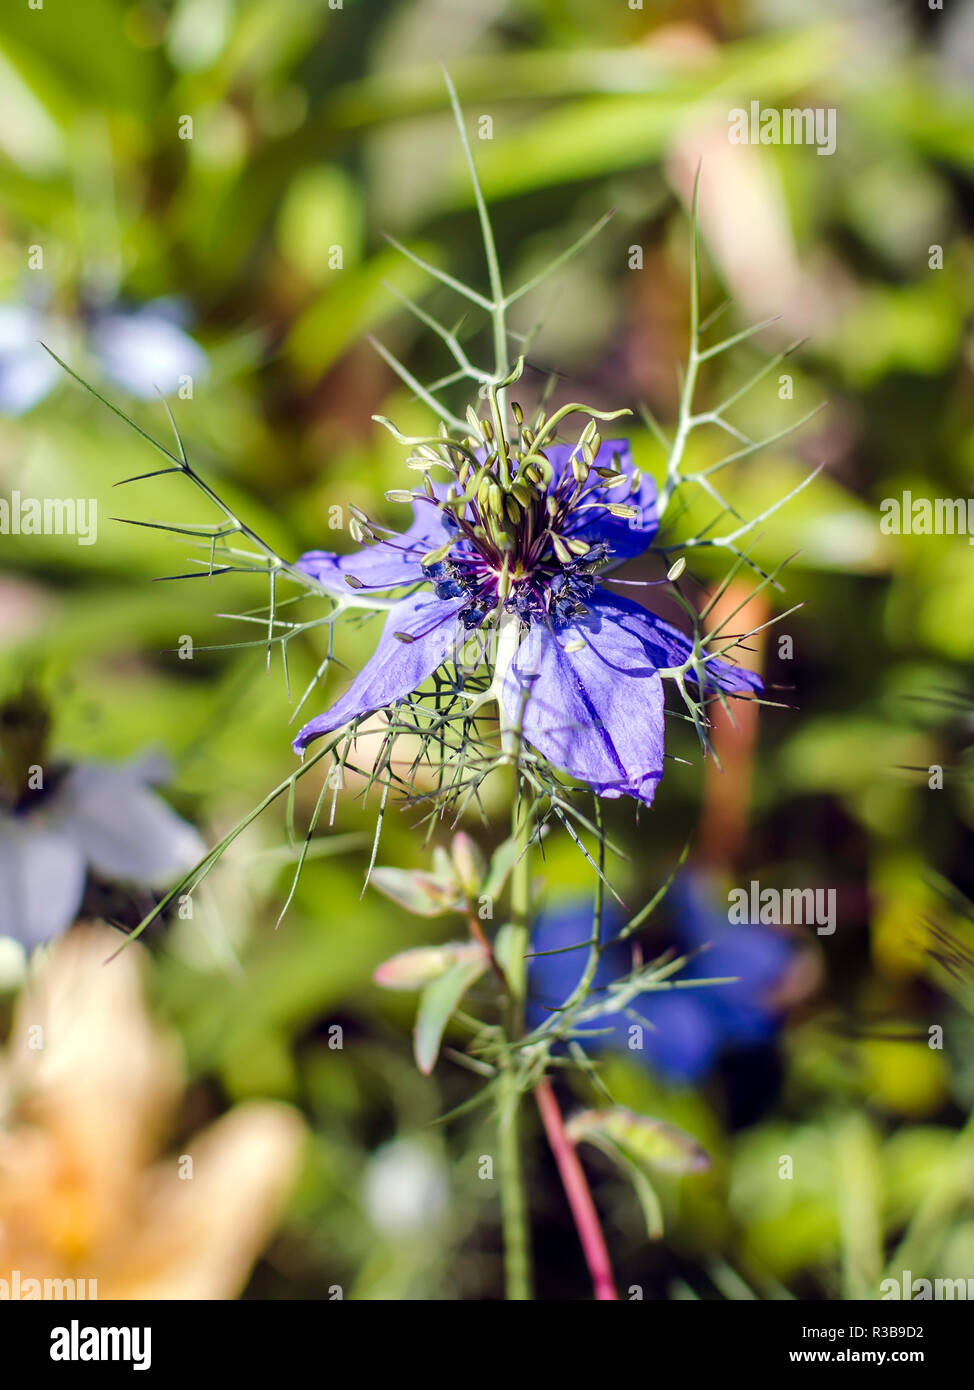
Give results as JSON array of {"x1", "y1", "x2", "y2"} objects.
[
  {"x1": 451, "y1": 832, "x2": 486, "y2": 897},
  {"x1": 373, "y1": 942, "x2": 487, "y2": 991}
]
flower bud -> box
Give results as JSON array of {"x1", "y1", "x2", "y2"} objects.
[
  {"x1": 373, "y1": 942, "x2": 487, "y2": 991},
  {"x1": 450, "y1": 832, "x2": 486, "y2": 897},
  {"x1": 566, "y1": 1108, "x2": 710, "y2": 1174}
]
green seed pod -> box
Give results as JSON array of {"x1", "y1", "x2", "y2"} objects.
[
  {"x1": 551, "y1": 533, "x2": 572, "y2": 564},
  {"x1": 493, "y1": 527, "x2": 514, "y2": 551}
]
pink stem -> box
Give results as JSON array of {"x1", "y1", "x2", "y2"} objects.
[{"x1": 534, "y1": 1078, "x2": 619, "y2": 1301}]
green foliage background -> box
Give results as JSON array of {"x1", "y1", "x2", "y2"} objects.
[{"x1": 1, "y1": 0, "x2": 972, "y2": 1299}]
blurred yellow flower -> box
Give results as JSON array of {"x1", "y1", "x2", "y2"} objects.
[{"x1": 0, "y1": 924, "x2": 305, "y2": 1299}]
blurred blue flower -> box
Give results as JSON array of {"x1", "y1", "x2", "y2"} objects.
[
  {"x1": 526, "y1": 873, "x2": 798, "y2": 1084},
  {"x1": 0, "y1": 291, "x2": 207, "y2": 416}
]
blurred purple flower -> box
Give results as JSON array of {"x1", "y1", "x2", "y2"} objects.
[
  {"x1": 526, "y1": 873, "x2": 797, "y2": 1084},
  {"x1": 293, "y1": 439, "x2": 760, "y2": 804}
]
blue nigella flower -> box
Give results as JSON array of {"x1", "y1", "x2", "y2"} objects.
[
  {"x1": 526, "y1": 873, "x2": 797, "y2": 1083},
  {"x1": 293, "y1": 438, "x2": 761, "y2": 805}
]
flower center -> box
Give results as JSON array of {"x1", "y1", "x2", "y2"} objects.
[{"x1": 422, "y1": 479, "x2": 613, "y2": 632}]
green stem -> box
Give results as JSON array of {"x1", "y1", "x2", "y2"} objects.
[
  {"x1": 442, "y1": 68, "x2": 510, "y2": 428},
  {"x1": 498, "y1": 1066, "x2": 530, "y2": 1300},
  {"x1": 498, "y1": 786, "x2": 534, "y2": 1300}
]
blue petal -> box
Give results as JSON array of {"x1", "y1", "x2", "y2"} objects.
[
  {"x1": 0, "y1": 306, "x2": 59, "y2": 415},
  {"x1": 592, "y1": 591, "x2": 763, "y2": 696},
  {"x1": 546, "y1": 438, "x2": 658, "y2": 561},
  {"x1": 526, "y1": 903, "x2": 621, "y2": 1033},
  {"x1": 296, "y1": 499, "x2": 448, "y2": 597},
  {"x1": 293, "y1": 590, "x2": 463, "y2": 751},
  {"x1": 527, "y1": 874, "x2": 796, "y2": 1084},
  {"x1": 502, "y1": 590, "x2": 665, "y2": 804},
  {"x1": 0, "y1": 813, "x2": 86, "y2": 947},
  {"x1": 90, "y1": 304, "x2": 208, "y2": 398},
  {"x1": 526, "y1": 905, "x2": 722, "y2": 1082},
  {"x1": 668, "y1": 873, "x2": 794, "y2": 1048},
  {"x1": 631, "y1": 993, "x2": 725, "y2": 1083}
]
